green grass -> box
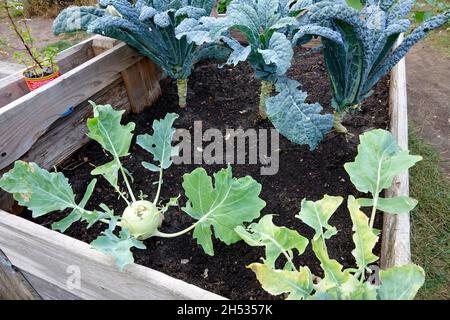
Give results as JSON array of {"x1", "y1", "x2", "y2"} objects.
[
  {"x1": 42, "y1": 31, "x2": 88, "y2": 54},
  {"x1": 43, "y1": 40, "x2": 73, "y2": 53},
  {"x1": 425, "y1": 28, "x2": 450, "y2": 57},
  {"x1": 413, "y1": 0, "x2": 450, "y2": 56},
  {"x1": 409, "y1": 128, "x2": 450, "y2": 300}
]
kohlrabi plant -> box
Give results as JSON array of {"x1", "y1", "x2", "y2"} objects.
[
  {"x1": 176, "y1": 0, "x2": 319, "y2": 119},
  {"x1": 236, "y1": 129, "x2": 425, "y2": 300},
  {"x1": 0, "y1": 102, "x2": 266, "y2": 270},
  {"x1": 52, "y1": 0, "x2": 228, "y2": 108},
  {"x1": 305, "y1": 0, "x2": 450, "y2": 133}
]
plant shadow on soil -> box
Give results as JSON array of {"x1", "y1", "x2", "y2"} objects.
[{"x1": 26, "y1": 48, "x2": 389, "y2": 300}]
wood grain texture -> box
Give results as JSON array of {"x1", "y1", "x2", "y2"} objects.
[
  {"x1": 381, "y1": 35, "x2": 411, "y2": 269},
  {"x1": 20, "y1": 79, "x2": 129, "y2": 169},
  {"x1": 0, "y1": 37, "x2": 95, "y2": 108},
  {"x1": 0, "y1": 78, "x2": 129, "y2": 213},
  {"x1": 0, "y1": 42, "x2": 143, "y2": 171},
  {"x1": 0, "y1": 210, "x2": 225, "y2": 300},
  {"x1": 21, "y1": 271, "x2": 80, "y2": 300},
  {"x1": 121, "y1": 58, "x2": 161, "y2": 113},
  {"x1": 0, "y1": 249, "x2": 41, "y2": 300}
]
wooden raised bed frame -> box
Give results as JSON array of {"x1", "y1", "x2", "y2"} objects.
[{"x1": 0, "y1": 35, "x2": 411, "y2": 299}]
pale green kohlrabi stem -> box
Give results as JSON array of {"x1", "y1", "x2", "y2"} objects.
[
  {"x1": 177, "y1": 78, "x2": 188, "y2": 108},
  {"x1": 153, "y1": 166, "x2": 164, "y2": 205},
  {"x1": 259, "y1": 80, "x2": 273, "y2": 119}
]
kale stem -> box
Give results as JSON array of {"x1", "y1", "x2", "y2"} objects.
[
  {"x1": 177, "y1": 78, "x2": 188, "y2": 108},
  {"x1": 332, "y1": 111, "x2": 348, "y2": 134},
  {"x1": 259, "y1": 80, "x2": 273, "y2": 119}
]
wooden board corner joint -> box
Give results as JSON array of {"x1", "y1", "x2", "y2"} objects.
[{"x1": 0, "y1": 249, "x2": 41, "y2": 300}]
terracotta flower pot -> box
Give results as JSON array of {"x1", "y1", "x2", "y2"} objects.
[{"x1": 23, "y1": 65, "x2": 61, "y2": 91}]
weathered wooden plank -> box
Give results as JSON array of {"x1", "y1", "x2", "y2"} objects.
[
  {"x1": 121, "y1": 58, "x2": 161, "y2": 113},
  {"x1": 0, "y1": 37, "x2": 95, "y2": 108},
  {"x1": 0, "y1": 79, "x2": 129, "y2": 213},
  {"x1": 0, "y1": 42, "x2": 144, "y2": 171},
  {"x1": 92, "y1": 36, "x2": 119, "y2": 56},
  {"x1": 21, "y1": 271, "x2": 80, "y2": 300},
  {"x1": 0, "y1": 249, "x2": 41, "y2": 300},
  {"x1": 0, "y1": 210, "x2": 225, "y2": 300},
  {"x1": 20, "y1": 79, "x2": 129, "y2": 169},
  {"x1": 381, "y1": 35, "x2": 411, "y2": 269}
]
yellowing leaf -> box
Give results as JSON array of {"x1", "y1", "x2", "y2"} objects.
[
  {"x1": 378, "y1": 264, "x2": 425, "y2": 300},
  {"x1": 296, "y1": 195, "x2": 343, "y2": 240},
  {"x1": 348, "y1": 196, "x2": 379, "y2": 271},
  {"x1": 248, "y1": 263, "x2": 314, "y2": 300},
  {"x1": 235, "y1": 215, "x2": 308, "y2": 269}
]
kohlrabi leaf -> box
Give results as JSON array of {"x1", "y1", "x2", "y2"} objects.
[
  {"x1": 87, "y1": 102, "x2": 135, "y2": 158},
  {"x1": 313, "y1": 236, "x2": 378, "y2": 300},
  {"x1": 344, "y1": 129, "x2": 422, "y2": 197},
  {"x1": 91, "y1": 160, "x2": 120, "y2": 188},
  {"x1": 378, "y1": 264, "x2": 425, "y2": 300},
  {"x1": 311, "y1": 238, "x2": 350, "y2": 288},
  {"x1": 248, "y1": 263, "x2": 314, "y2": 300},
  {"x1": 336, "y1": 276, "x2": 378, "y2": 300},
  {"x1": 266, "y1": 78, "x2": 333, "y2": 150},
  {"x1": 51, "y1": 179, "x2": 100, "y2": 232},
  {"x1": 235, "y1": 215, "x2": 308, "y2": 269},
  {"x1": 182, "y1": 165, "x2": 266, "y2": 255},
  {"x1": 0, "y1": 161, "x2": 76, "y2": 218},
  {"x1": 348, "y1": 196, "x2": 379, "y2": 271},
  {"x1": 91, "y1": 227, "x2": 146, "y2": 271},
  {"x1": 136, "y1": 113, "x2": 179, "y2": 170},
  {"x1": 358, "y1": 196, "x2": 418, "y2": 214},
  {"x1": 296, "y1": 195, "x2": 343, "y2": 240},
  {"x1": 257, "y1": 32, "x2": 293, "y2": 76},
  {"x1": 51, "y1": 212, "x2": 82, "y2": 233}
]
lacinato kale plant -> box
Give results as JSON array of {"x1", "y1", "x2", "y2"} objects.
[
  {"x1": 0, "y1": 103, "x2": 266, "y2": 270},
  {"x1": 236, "y1": 129, "x2": 425, "y2": 300},
  {"x1": 265, "y1": 78, "x2": 333, "y2": 150},
  {"x1": 305, "y1": 0, "x2": 450, "y2": 133},
  {"x1": 52, "y1": 0, "x2": 228, "y2": 108},
  {"x1": 176, "y1": 0, "x2": 334, "y2": 118}
]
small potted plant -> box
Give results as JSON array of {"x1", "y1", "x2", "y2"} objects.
[{"x1": 1, "y1": 0, "x2": 61, "y2": 91}]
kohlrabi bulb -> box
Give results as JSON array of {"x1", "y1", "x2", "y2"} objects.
[{"x1": 121, "y1": 200, "x2": 161, "y2": 240}]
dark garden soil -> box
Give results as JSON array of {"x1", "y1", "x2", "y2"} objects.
[{"x1": 25, "y1": 48, "x2": 389, "y2": 300}]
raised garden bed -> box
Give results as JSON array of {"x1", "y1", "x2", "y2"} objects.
[{"x1": 0, "y1": 34, "x2": 411, "y2": 299}]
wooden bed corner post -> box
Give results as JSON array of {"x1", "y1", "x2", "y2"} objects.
[
  {"x1": 121, "y1": 58, "x2": 162, "y2": 114},
  {"x1": 0, "y1": 250, "x2": 41, "y2": 300},
  {"x1": 92, "y1": 35, "x2": 162, "y2": 114}
]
